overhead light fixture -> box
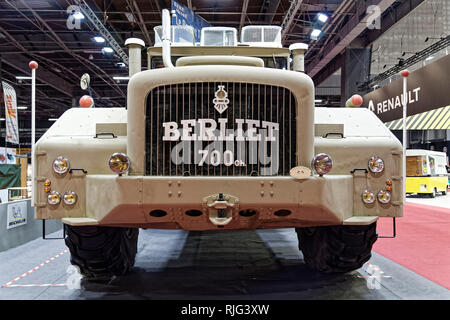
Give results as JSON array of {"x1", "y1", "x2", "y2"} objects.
[
  {"x1": 125, "y1": 12, "x2": 136, "y2": 23},
  {"x1": 314, "y1": 99, "x2": 323, "y2": 103},
  {"x1": 310, "y1": 29, "x2": 321, "y2": 40},
  {"x1": 73, "y1": 12, "x2": 84, "y2": 20},
  {"x1": 113, "y1": 76, "x2": 130, "y2": 81},
  {"x1": 16, "y1": 76, "x2": 32, "y2": 80},
  {"x1": 425, "y1": 56, "x2": 434, "y2": 61},
  {"x1": 117, "y1": 62, "x2": 126, "y2": 68},
  {"x1": 17, "y1": 106, "x2": 28, "y2": 110},
  {"x1": 102, "y1": 47, "x2": 114, "y2": 54},
  {"x1": 93, "y1": 36, "x2": 105, "y2": 43},
  {"x1": 372, "y1": 84, "x2": 380, "y2": 89},
  {"x1": 317, "y1": 13, "x2": 328, "y2": 23},
  {"x1": 48, "y1": 118, "x2": 58, "y2": 121},
  {"x1": 0, "y1": 118, "x2": 5, "y2": 121}
]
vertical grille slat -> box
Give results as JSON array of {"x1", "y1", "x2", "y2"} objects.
[{"x1": 146, "y1": 82, "x2": 297, "y2": 176}]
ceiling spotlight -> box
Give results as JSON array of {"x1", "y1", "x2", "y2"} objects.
[
  {"x1": 317, "y1": 13, "x2": 328, "y2": 23},
  {"x1": 93, "y1": 36, "x2": 105, "y2": 43},
  {"x1": 310, "y1": 29, "x2": 321, "y2": 40},
  {"x1": 102, "y1": 47, "x2": 114, "y2": 54},
  {"x1": 117, "y1": 62, "x2": 126, "y2": 68},
  {"x1": 113, "y1": 76, "x2": 130, "y2": 81}
]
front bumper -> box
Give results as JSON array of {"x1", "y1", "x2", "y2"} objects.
[{"x1": 59, "y1": 174, "x2": 385, "y2": 230}]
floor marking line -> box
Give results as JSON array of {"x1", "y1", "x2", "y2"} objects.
[
  {"x1": 4, "y1": 283, "x2": 67, "y2": 288},
  {"x1": 2, "y1": 249, "x2": 69, "y2": 288}
]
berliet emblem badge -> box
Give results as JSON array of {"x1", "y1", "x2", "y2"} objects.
[{"x1": 213, "y1": 85, "x2": 230, "y2": 114}]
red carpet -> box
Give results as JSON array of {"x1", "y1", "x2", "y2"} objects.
[{"x1": 373, "y1": 202, "x2": 450, "y2": 289}]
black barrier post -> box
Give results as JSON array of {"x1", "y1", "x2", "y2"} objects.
[{"x1": 42, "y1": 220, "x2": 66, "y2": 240}]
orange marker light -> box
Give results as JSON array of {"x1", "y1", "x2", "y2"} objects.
[
  {"x1": 44, "y1": 187, "x2": 51, "y2": 193},
  {"x1": 44, "y1": 179, "x2": 51, "y2": 186},
  {"x1": 386, "y1": 179, "x2": 392, "y2": 186},
  {"x1": 386, "y1": 185, "x2": 392, "y2": 192}
]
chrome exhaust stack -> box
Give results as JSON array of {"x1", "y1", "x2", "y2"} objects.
[{"x1": 162, "y1": 9, "x2": 174, "y2": 68}]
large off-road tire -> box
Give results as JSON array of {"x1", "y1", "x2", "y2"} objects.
[
  {"x1": 65, "y1": 225, "x2": 139, "y2": 279},
  {"x1": 295, "y1": 222, "x2": 377, "y2": 273}
]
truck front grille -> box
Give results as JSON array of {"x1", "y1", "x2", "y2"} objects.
[{"x1": 145, "y1": 82, "x2": 297, "y2": 176}]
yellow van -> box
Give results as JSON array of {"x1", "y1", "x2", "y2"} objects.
[{"x1": 406, "y1": 149, "x2": 448, "y2": 197}]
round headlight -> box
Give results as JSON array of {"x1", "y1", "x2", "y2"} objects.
[
  {"x1": 47, "y1": 191, "x2": 61, "y2": 205},
  {"x1": 109, "y1": 153, "x2": 130, "y2": 175},
  {"x1": 53, "y1": 156, "x2": 70, "y2": 175},
  {"x1": 63, "y1": 190, "x2": 77, "y2": 205},
  {"x1": 368, "y1": 156, "x2": 384, "y2": 173},
  {"x1": 311, "y1": 153, "x2": 333, "y2": 176},
  {"x1": 377, "y1": 190, "x2": 391, "y2": 204},
  {"x1": 361, "y1": 190, "x2": 376, "y2": 204}
]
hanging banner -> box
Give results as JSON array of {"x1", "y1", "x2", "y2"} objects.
[
  {"x1": 362, "y1": 54, "x2": 450, "y2": 123},
  {"x1": 171, "y1": 0, "x2": 211, "y2": 42},
  {"x1": 1, "y1": 81, "x2": 19, "y2": 145},
  {"x1": 0, "y1": 147, "x2": 16, "y2": 164}
]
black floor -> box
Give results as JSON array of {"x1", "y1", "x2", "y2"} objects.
[{"x1": 0, "y1": 228, "x2": 449, "y2": 300}]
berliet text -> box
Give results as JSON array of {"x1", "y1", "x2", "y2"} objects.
[{"x1": 163, "y1": 118, "x2": 279, "y2": 142}]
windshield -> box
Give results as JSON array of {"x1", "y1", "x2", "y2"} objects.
[{"x1": 151, "y1": 56, "x2": 287, "y2": 70}]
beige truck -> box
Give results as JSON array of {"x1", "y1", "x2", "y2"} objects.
[{"x1": 33, "y1": 10, "x2": 403, "y2": 278}]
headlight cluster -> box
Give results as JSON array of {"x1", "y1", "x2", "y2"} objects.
[
  {"x1": 47, "y1": 190, "x2": 78, "y2": 206},
  {"x1": 47, "y1": 156, "x2": 78, "y2": 206},
  {"x1": 361, "y1": 156, "x2": 392, "y2": 204},
  {"x1": 309, "y1": 153, "x2": 392, "y2": 205},
  {"x1": 47, "y1": 152, "x2": 129, "y2": 206},
  {"x1": 361, "y1": 189, "x2": 392, "y2": 204}
]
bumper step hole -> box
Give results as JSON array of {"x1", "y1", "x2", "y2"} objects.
[
  {"x1": 149, "y1": 210, "x2": 167, "y2": 218},
  {"x1": 274, "y1": 209, "x2": 291, "y2": 217},
  {"x1": 239, "y1": 209, "x2": 257, "y2": 217},
  {"x1": 185, "y1": 210, "x2": 203, "y2": 217}
]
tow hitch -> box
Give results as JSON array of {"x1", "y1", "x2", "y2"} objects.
[{"x1": 202, "y1": 193, "x2": 239, "y2": 226}]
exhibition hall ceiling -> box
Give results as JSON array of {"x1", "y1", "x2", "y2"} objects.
[{"x1": 0, "y1": 0, "x2": 439, "y2": 143}]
